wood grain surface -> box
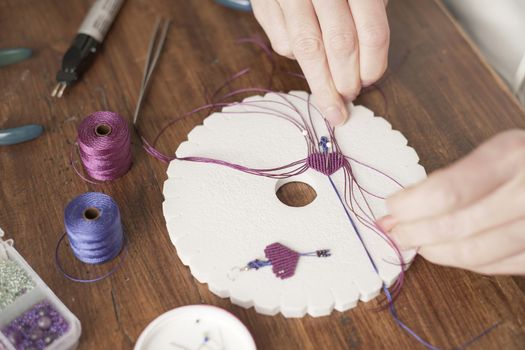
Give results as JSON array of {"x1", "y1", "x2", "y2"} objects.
[{"x1": 1, "y1": 0, "x2": 524, "y2": 349}]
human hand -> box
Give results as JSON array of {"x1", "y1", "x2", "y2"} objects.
[
  {"x1": 378, "y1": 130, "x2": 525, "y2": 275},
  {"x1": 251, "y1": 0, "x2": 390, "y2": 126}
]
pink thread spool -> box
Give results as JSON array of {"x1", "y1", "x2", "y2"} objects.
[{"x1": 77, "y1": 111, "x2": 132, "y2": 181}]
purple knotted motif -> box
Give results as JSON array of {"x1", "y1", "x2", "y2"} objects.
[
  {"x1": 239, "y1": 242, "x2": 331, "y2": 280},
  {"x1": 306, "y1": 152, "x2": 345, "y2": 176},
  {"x1": 264, "y1": 242, "x2": 301, "y2": 279}
]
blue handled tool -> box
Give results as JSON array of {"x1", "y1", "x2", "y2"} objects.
[
  {"x1": 0, "y1": 47, "x2": 44, "y2": 145},
  {"x1": 0, "y1": 48, "x2": 32, "y2": 68},
  {"x1": 0, "y1": 124, "x2": 44, "y2": 146},
  {"x1": 215, "y1": 0, "x2": 252, "y2": 12}
]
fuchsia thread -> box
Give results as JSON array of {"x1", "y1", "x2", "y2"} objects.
[
  {"x1": 134, "y1": 37, "x2": 499, "y2": 349},
  {"x1": 139, "y1": 87, "x2": 407, "y2": 288},
  {"x1": 74, "y1": 111, "x2": 132, "y2": 183},
  {"x1": 139, "y1": 89, "x2": 498, "y2": 350}
]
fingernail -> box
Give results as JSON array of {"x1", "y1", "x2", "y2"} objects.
[
  {"x1": 375, "y1": 215, "x2": 397, "y2": 232},
  {"x1": 361, "y1": 80, "x2": 374, "y2": 88},
  {"x1": 386, "y1": 228, "x2": 405, "y2": 249},
  {"x1": 324, "y1": 106, "x2": 346, "y2": 126},
  {"x1": 343, "y1": 93, "x2": 358, "y2": 102}
]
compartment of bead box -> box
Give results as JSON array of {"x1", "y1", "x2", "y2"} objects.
[{"x1": 0, "y1": 233, "x2": 81, "y2": 350}]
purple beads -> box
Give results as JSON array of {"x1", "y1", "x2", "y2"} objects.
[
  {"x1": 2, "y1": 301, "x2": 69, "y2": 350},
  {"x1": 36, "y1": 316, "x2": 51, "y2": 330}
]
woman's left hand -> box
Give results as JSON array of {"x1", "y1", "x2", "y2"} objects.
[
  {"x1": 251, "y1": 0, "x2": 390, "y2": 126},
  {"x1": 378, "y1": 130, "x2": 525, "y2": 275}
]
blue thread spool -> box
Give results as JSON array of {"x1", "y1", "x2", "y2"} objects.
[{"x1": 64, "y1": 192, "x2": 124, "y2": 264}]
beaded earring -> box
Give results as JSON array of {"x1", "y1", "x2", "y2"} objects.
[{"x1": 229, "y1": 242, "x2": 331, "y2": 280}]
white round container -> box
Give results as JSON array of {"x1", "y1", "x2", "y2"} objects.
[{"x1": 134, "y1": 305, "x2": 256, "y2": 350}]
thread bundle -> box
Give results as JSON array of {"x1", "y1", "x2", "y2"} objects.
[
  {"x1": 77, "y1": 111, "x2": 132, "y2": 182},
  {"x1": 58, "y1": 23, "x2": 498, "y2": 348}
]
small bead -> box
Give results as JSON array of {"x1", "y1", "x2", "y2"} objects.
[
  {"x1": 29, "y1": 327, "x2": 44, "y2": 341},
  {"x1": 44, "y1": 334, "x2": 55, "y2": 344},
  {"x1": 37, "y1": 316, "x2": 52, "y2": 330},
  {"x1": 0, "y1": 259, "x2": 35, "y2": 310}
]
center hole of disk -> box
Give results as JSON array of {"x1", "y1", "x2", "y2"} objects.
[
  {"x1": 83, "y1": 207, "x2": 100, "y2": 220},
  {"x1": 276, "y1": 181, "x2": 317, "y2": 207},
  {"x1": 95, "y1": 124, "x2": 112, "y2": 136}
]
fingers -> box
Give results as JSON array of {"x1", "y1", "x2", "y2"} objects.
[
  {"x1": 418, "y1": 218, "x2": 525, "y2": 271},
  {"x1": 381, "y1": 130, "x2": 525, "y2": 276},
  {"x1": 387, "y1": 130, "x2": 525, "y2": 223},
  {"x1": 251, "y1": 0, "x2": 293, "y2": 58},
  {"x1": 278, "y1": 0, "x2": 348, "y2": 126},
  {"x1": 312, "y1": 0, "x2": 360, "y2": 101},
  {"x1": 253, "y1": 0, "x2": 390, "y2": 125},
  {"x1": 376, "y1": 215, "x2": 396, "y2": 232},
  {"x1": 472, "y1": 252, "x2": 525, "y2": 275},
  {"x1": 389, "y1": 171, "x2": 525, "y2": 248},
  {"x1": 347, "y1": 0, "x2": 389, "y2": 85}
]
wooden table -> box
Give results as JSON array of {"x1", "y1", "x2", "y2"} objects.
[{"x1": 1, "y1": 0, "x2": 524, "y2": 349}]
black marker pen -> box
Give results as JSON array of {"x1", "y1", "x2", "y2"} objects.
[{"x1": 51, "y1": 0, "x2": 125, "y2": 97}]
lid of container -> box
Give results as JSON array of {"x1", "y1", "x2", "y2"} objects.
[{"x1": 134, "y1": 305, "x2": 256, "y2": 350}]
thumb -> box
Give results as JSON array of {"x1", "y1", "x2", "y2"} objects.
[{"x1": 312, "y1": 91, "x2": 349, "y2": 126}]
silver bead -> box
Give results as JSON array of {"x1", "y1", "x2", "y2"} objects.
[
  {"x1": 29, "y1": 327, "x2": 43, "y2": 341},
  {"x1": 0, "y1": 260, "x2": 35, "y2": 310},
  {"x1": 37, "y1": 316, "x2": 52, "y2": 330},
  {"x1": 44, "y1": 334, "x2": 55, "y2": 344}
]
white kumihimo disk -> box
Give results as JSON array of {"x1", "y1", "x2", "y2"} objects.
[{"x1": 162, "y1": 91, "x2": 426, "y2": 318}]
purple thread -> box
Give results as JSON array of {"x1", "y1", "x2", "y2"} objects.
[
  {"x1": 237, "y1": 35, "x2": 276, "y2": 89},
  {"x1": 328, "y1": 175, "x2": 499, "y2": 349},
  {"x1": 55, "y1": 192, "x2": 127, "y2": 283},
  {"x1": 75, "y1": 111, "x2": 132, "y2": 182},
  {"x1": 139, "y1": 82, "x2": 408, "y2": 280},
  {"x1": 142, "y1": 91, "x2": 498, "y2": 347},
  {"x1": 137, "y1": 37, "x2": 499, "y2": 348}
]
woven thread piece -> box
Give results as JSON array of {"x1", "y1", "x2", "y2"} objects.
[
  {"x1": 264, "y1": 243, "x2": 300, "y2": 279},
  {"x1": 306, "y1": 152, "x2": 345, "y2": 176}
]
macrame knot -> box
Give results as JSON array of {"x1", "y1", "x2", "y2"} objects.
[
  {"x1": 247, "y1": 259, "x2": 271, "y2": 270},
  {"x1": 315, "y1": 249, "x2": 331, "y2": 257},
  {"x1": 306, "y1": 152, "x2": 345, "y2": 176}
]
